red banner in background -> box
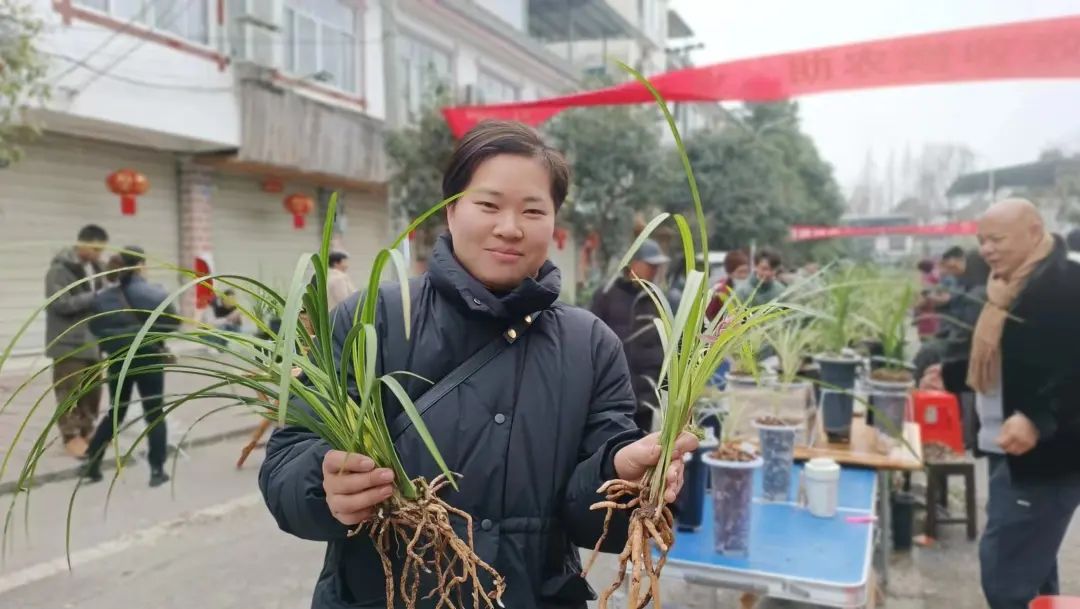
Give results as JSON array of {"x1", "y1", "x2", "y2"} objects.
[
  {"x1": 442, "y1": 15, "x2": 1080, "y2": 137},
  {"x1": 789, "y1": 222, "x2": 979, "y2": 242}
]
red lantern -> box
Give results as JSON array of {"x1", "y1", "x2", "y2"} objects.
[
  {"x1": 553, "y1": 227, "x2": 568, "y2": 250},
  {"x1": 261, "y1": 177, "x2": 284, "y2": 193},
  {"x1": 106, "y1": 169, "x2": 150, "y2": 216},
  {"x1": 283, "y1": 193, "x2": 315, "y2": 229}
]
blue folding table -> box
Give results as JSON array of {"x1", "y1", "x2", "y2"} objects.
[{"x1": 664, "y1": 465, "x2": 878, "y2": 608}]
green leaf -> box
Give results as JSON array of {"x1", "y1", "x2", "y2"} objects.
[{"x1": 379, "y1": 374, "x2": 457, "y2": 491}]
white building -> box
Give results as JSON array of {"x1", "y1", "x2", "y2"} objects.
[{"x1": 0, "y1": 0, "x2": 588, "y2": 356}]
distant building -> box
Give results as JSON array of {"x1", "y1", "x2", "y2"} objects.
[
  {"x1": 841, "y1": 214, "x2": 916, "y2": 262},
  {"x1": 946, "y1": 157, "x2": 1080, "y2": 232}
]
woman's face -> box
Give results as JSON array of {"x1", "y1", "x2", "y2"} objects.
[
  {"x1": 731, "y1": 264, "x2": 751, "y2": 281},
  {"x1": 446, "y1": 154, "x2": 556, "y2": 291}
]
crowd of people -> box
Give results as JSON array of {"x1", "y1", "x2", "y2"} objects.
[{"x1": 39, "y1": 119, "x2": 1080, "y2": 609}]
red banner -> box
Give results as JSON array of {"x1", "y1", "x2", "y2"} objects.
[
  {"x1": 789, "y1": 222, "x2": 979, "y2": 242},
  {"x1": 443, "y1": 15, "x2": 1080, "y2": 137}
]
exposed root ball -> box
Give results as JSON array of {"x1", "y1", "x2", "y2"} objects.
[
  {"x1": 582, "y1": 479, "x2": 674, "y2": 609},
  {"x1": 354, "y1": 475, "x2": 506, "y2": 609}
]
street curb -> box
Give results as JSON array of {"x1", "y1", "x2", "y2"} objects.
[{"x1": 0, "y1": 424, "x2": 260, "y2": 497}]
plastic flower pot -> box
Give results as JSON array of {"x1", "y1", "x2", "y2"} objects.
[
  {"x1": 814, "y1": 354, "x2": 861, "y2": 443},
  {"x1": 702, "y1": 452, "x2": 763, "y2": 557},
  {"x1": 867, "y1": 377, "x2": 914, "y2": 436},
  {"x1": 766, "y1": 382, "x2": 815, "y2": 445},
  {"x1": 753, "y1": 419, "x2": 801, "y2": 502},
  {"x1": 674, "y1": 434, "x2": 719, "y2": 532}
]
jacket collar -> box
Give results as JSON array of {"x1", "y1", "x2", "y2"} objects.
[{"x1": 428, "y1": 233, "x2": 561, "y2": 320}]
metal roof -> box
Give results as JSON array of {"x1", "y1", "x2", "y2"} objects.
[
  {"x1": 528, "y1": 0, "x2": 641, "y2": 43},
  {"x1": 947, "y1": 159, "x2": 1079, "y2": 196}
]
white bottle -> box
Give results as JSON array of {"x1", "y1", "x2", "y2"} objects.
[{"x1": 804, "y1": 457, "x2": 840, "y2": 518}]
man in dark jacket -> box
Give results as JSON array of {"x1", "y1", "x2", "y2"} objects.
[
  {"x1": 946, "y1": 199, "x2": 1080, "y2": 609},
  {"x1": 589, "y1": 239, "x2": 669, "y2": 432},
  {"x1": 45, "y1": 224, "x2": 108, "y2": 458}
]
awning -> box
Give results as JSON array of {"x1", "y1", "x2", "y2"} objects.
[{"x1": 528, "y1": 0, "x2": 641, "y2": 43}]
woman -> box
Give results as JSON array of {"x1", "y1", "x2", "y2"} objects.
[
  {"x1": 259, "y1": 121, "x2": 696, "y2": 609},
  {"x1": 704, "y1": 249, "x2": 750, "y2": 321},
  {"x1": 914, "y1": 258, "x2": 940, "y2": 340},
  {"x1": 83, "y1": 247, "x2": 180, "y2": 487}
]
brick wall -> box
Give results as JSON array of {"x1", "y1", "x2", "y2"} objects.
[{"x1": 177, "y1": 159, "x2": 216, "y2": 320}]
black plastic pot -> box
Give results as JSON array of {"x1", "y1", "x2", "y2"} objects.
[
  {"x1": 674, "y1": 438, "x2": 718, "y2": 532},
  {"x1": 867, "y1": 378, "x2": 914, "y2": 434},
  {"x1": 892, "y1": 491, "x2": 915, "y2": 551},
  {"x1": 816, "y1": 355, "x2": 860, "y2": 443}
]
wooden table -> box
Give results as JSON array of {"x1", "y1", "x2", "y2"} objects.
[{"x1": 795, "y1": 413, "x2": 923, "y2": 471}]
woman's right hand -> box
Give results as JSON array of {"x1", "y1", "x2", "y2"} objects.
[{"x1": 322, "y1": 450, "x2": 395, "y2": 526}]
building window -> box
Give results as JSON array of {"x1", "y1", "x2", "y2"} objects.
[
  {"x1": 282, "y1": 0, "x2": 358, "y2": 93},
  {"x1": 74, "y1": 0, "x2": 209, "y2": 45},
  {"x1": 398, "y1": 35, "x2": 452, "y2": 118},
  {"x1": 476, "y1": 70, "x2": 519, "y2": 104}
]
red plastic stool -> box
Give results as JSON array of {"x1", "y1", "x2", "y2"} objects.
[
  {"x1": 1031, "y1": 597, "x2": 1080, "y2": 609},
  {"x1": 912, "y1": 390, "x2": 965, "y2": 454}
]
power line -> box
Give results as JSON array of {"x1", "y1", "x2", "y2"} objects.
[
  {"x1": 49, "y1": 0, "x2": 157, "y2": 83},
  {"x1": 72, "y1": 0, "x2": 188, "y2": 95},
  {"x1": 46, "y1": 51, "x2": 234, "y2": 92},
  {"x1": 56, "y1": 24, "x2": 390, "y2": 46}
]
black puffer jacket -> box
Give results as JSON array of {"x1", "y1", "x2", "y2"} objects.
[
  {"x1": 88, "y1": 275, "x2": 180, "y2": 354},
  {"x1": 259, "y1": 235, "x2": 643, "y2": 609}
]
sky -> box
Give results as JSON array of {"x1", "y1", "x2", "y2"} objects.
[{"x1": 668, "y1": 0, "x2": 1080, "y2": 195}]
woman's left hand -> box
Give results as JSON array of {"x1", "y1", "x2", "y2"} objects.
[{"x1": 613, "y1": 432, "x2": 700, "y2": 504}]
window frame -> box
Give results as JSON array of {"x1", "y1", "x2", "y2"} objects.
[
  {"x1": 397, "y1": 31, "x2": 454, "y2": 119},
  {"x1": 280, "y1": 1, "x2": 361, "y2": 95},
  {"x1": 475, "y1": 67, "x2": 520, "y2": 105},
  {"x1": 71, "y1": 0, "x2": 213, "y2": 47}
]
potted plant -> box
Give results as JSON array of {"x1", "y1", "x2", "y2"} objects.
[
  {"x1": 725, "y1": 327, "x2": 776, "y2": 387},
  {"x1": 755, "y1": 317, "x2": 820, "y2": 501},
  {"x1": 811, "y1": 266, "x2": 865, "y2": 443},
  {"x1": 581, "y1": 62, "x2": 786, "y2": 609},
  {"x1": 863, "y1": 282, "x2": 917, "y2": 436},
  {"x1": 701, "y1": 399, "x2": 762, "y2": 557}
]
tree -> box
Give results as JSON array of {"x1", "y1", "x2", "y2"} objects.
[
  {"x1": 384, "y1": 92, "x2": 457, "y2": 258},
  {"x1": 385, "y1": 92, "x2": 457, "y2": 220},
  {"x1": 0, "y1": 0, "x2": 50, "y2": 165},
  {"x1": 545, "y1": 102, "x2": 667, "y2": 277},
  {"x1": 658, "y1": 101, "x2": 845, "y2": 263}
]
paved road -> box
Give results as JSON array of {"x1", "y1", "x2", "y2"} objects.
[{"x1": 0, "y1": 442, "x2": 322, "y2": 609}]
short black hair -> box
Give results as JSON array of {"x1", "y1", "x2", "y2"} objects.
[
  {"x1": 328, "y1": 251, "x2": 348, "y2": 267},
  {"x1": 917, "y1": 259, "x2": 935, "y2": 274},
  {"x1": 77, "y1": 224, "x2": 108, "y2": 243},
  {"x1": 1067, "y1": 228, "x2": 1080, "y2": 252},
  {"x1": 754, "y1": 248, "x2": 782, "y2": 269},
  {"x1": 443, "y1": 120, "x2": 570, "y2": 211},
  {"x1": 942, "y1": 246, "x2": 965, "y2": 261}
]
